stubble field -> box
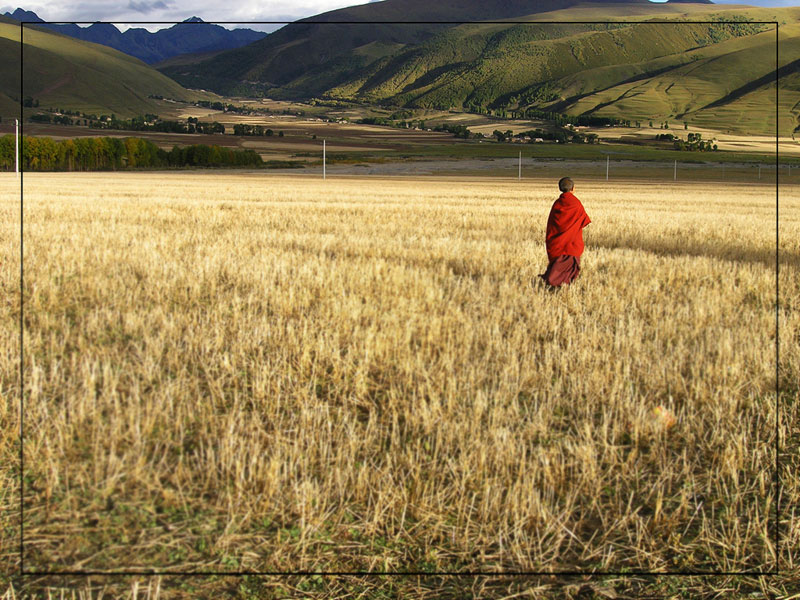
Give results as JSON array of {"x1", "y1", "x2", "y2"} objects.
[{"x1": 1, "y1": 172, "x2": 798, "y2": 597}]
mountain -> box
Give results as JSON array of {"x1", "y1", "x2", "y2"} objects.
[
  {"x1": 4, "y1": 8, "x2": 40, "y2": 22},
  {"x1": 159, "y1": 0, "x2": 800, "y2": 135},
  {"x1": 2, "y1": 9, "x2": 266, "y2": 64},
  {"x1": 0, "y1": 15, "x2": 211, "y2": 119},
  {"x1": 158, "y1": 0, "x2": 649, "y2": 95}
]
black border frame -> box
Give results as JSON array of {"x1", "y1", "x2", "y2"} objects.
[{"x1": 16, "y1": 16, "x2": 782, "y2": 578}]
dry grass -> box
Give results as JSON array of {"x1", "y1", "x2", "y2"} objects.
[{"x1": 0, "y1": 172, "x2": 797, "y2": 597}]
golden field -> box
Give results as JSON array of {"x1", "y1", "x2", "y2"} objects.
[{"x1": 0, "y1": 172, "x2": 798, "y2": 598}]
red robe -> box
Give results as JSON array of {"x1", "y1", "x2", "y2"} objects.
[{"x1": 545, "y1": 191, "x2": 591, "y2": 262}]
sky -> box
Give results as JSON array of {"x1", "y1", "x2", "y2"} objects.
[
  {"x1": 1, "y1": 0, "x2": 797, "y2": 31},
  {"x1": 1, "y1": 0, "x2": 377, "y2": 30}
]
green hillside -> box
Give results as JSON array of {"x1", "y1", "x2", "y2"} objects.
[
  {"x1": 545, "y1": 19, "x2": 800, "y2": 135},
  {"x1": 335, "y1": 22, "x2": 756, "y2": 107},
  {"x1": 0, "y1": 19, "x2": 210, "y2": 120},
  {"x1": 160, "y1": 2, "x2": 800, "y2": 135},
  {"x1": 159, "y1": 0, "x2": 651, "y2": 96}
]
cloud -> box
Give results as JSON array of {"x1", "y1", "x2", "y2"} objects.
[{"x1": 127, "y1": 0, "x2": 170, "y2": 14}]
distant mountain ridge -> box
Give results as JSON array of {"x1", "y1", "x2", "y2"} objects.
[{"x1": 2, "y1": 8, "x2": 266, "y2": 64}]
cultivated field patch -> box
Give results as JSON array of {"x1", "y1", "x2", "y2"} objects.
[{"x1": 0, "y1": 173, "x2": 797, "y2": 578}]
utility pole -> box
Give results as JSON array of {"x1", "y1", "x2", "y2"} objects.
[
  {"x1": 606, "y1": 155, "x2": 609, "y2": 181},
  {"x1": 674, "y1": 160, "x2": 677, "y2": 182},
  {"x1": 518, "y1": 151, "x2": 521, "y2": 180},
  {"x1": 323, "y1": 139, "x2": 326, "y2": 180},
  {"x1": 15, "y1": 119, "x2": 19, "y2": 178}
]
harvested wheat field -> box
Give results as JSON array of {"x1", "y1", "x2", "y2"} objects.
[{"x1": 0, "y1": 172, "x2": 798, "y2": 595}]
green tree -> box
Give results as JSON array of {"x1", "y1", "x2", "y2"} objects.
[{"x1": 0, "y1": 135, "x2": 14, "y2": 170}]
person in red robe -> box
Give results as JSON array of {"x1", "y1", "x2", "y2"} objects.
[{"x1": 539, "y1": 177, "x2": 591, "y2": 288}]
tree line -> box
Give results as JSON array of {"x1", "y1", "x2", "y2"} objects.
[
  {"x1": 232, "y1": 124, "x2": 284, "y2": 137},
  {"x1": 0, "y1": 135, "x2": 263, "y2": 171},
  {"x1": 493, "y1": 128, "x2": 599, "y2": 144},
  {"x1": 519, "y1": 108, "x2": 631, "y2": 128},
  {"x1": 27, "y1": 111, "x2": 226, "y2": 135},
  {"x1": 655, "y1": 132, "x2": 717, "y2": 152},
  {"x1": 89, "y1": 115, "x2": 226, "y2": 134}
]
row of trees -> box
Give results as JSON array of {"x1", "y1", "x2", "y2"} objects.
[
  {"x1": 676, "y1": 132, "x2": 717, "y2": 152},
  {"x1": 357, "y1": 117, "x2": 428, "y2": 130},
  {"x1": 194, "y1": 100, "x2": 304, "y2": 117},
  {"x1": 89, "y1": 115, "x2": 226, "y2": 135},
  {"x1": 432, "y1": 123, "x2": 471, "y2": 139},
  {"x1": 186, "y1": 117, "x2": 226, "y2": 134},
  {"x1": 0, "y1": 135, "x2": 263, "y2": 171},
  {"x1": 29, "y1": 114, "x2": 73, "y2": 125},
  {"x1": 494, "y1": 129, "x2": 599, "y2": 144},
  {"x1": 165, "y1": 143, "x2": 263, "y2": 167},
  {"x1": 516, "y1": 108, "x2": 632, "y2": 128},
  {"x1": 195, "y1": 100, "x2": 271, "y2": 115},
  {"x1": 27, "y1": 110, "x2": 227, "y2": 135},
  {"x1": 654, "y1": 132, "x2": 717, "y2": 151},
  {"x1": 232, "y1": 124, "x2": 284, "y2": 137}
]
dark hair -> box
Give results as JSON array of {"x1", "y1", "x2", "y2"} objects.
[{"x1": 558, "y1": 177, "x2": 574, "y2": 192}]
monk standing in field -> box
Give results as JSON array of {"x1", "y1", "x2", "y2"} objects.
[{"x1": 539, "y1": 177, "x2": 591, "y2": 288}]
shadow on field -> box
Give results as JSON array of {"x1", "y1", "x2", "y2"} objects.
[
  {"x1": 589, "y1": 236, "x2": 798, "y2": 270},
  {"x1": 268, "y1": 238, "x2": 501, "y2": 280},
  {"x1": 267, "y1": 235, "x2": 798, "y2": 277}
]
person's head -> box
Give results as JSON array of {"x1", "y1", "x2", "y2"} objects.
[{"x1": 558, "y1": 177, "x2": 574, "y2": 193}]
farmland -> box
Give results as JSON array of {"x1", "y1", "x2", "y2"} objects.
[
  {"x1": 6, "y1": 87, "x2": 800, "y2": 181},
  {"x1": 1, "y1": 172, "x2": 798, "y2": 598}
]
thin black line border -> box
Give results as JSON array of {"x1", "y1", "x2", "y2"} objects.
[{"x1": 16, "y1": 16, "x2": 782, "y2": 579}]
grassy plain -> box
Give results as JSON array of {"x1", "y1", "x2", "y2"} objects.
[{"x1": 0, "y1": 172, "x2": 798, "y2": 597}]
